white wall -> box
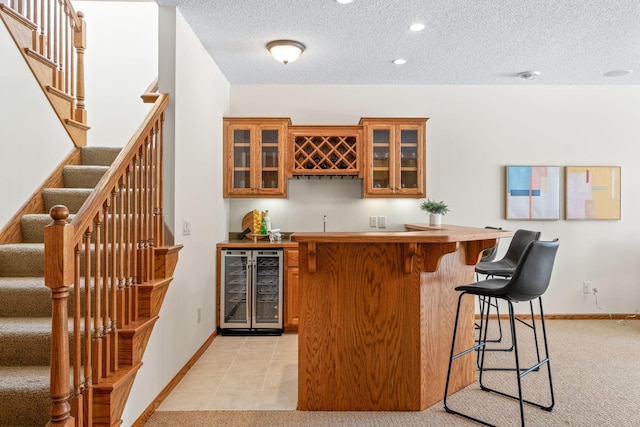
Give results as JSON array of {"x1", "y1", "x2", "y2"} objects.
[
  {"x1": 74, "y1": 1, "x2": 158, "y2": 147},
  {"x1": 0, "y1": 20, "x2": 72, "y2": 225},
  {"x1": 121, "y1": 7, "x2": 230, "y2": 426},
  {"x1": 228, "y1": 85, "x2": 640, "y2": 315}
]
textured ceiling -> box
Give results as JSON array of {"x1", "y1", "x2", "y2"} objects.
[{"x1": 155, "y1": 0, "x2": 640, "y2": 85}]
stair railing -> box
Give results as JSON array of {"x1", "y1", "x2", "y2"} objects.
[
  {"x1": 4, "y1": 0, "x2": 87, "y2": 123},
  {"x1": 44, "y1": 92, "x2": 169, "y2": 427}
]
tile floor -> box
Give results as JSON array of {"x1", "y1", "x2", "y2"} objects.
[{"x1": 157, "y1": 333, "x2": 298, "y2": 411}]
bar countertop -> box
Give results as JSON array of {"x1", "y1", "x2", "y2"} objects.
[
  {"x1": 216, "y1": 239, "x2": 298, "y2": 249},
  {"x1": 291, "y1": 224, "x2": 513, "y2": 243}
]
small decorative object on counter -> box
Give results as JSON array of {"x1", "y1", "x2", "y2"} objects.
[
  {"x1": 252, "y1": 209, "x2": 263, "y2": 234},
  {"x1": 420, "y1": 198, "x2": 449, "y2": 227},
  {"x1": 264, "y1": 210, "x2": 272, "y2": 232},
  {"x1": 260, "y1": 211, "x2": 268, "y2": 234}
]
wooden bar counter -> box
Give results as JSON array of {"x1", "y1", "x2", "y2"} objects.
[{"x1": 290, "y1": 225, "x2": 513, "y2": 411}]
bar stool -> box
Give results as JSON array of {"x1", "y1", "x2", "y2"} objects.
[
  {"x1": 444, "y1": 239, "x2": 559, "y2": 427},
  {"x1": 475, "y1": 229, "x2": 541, "y2": 351},
  {"x1": 474, "y1": 226, "x2": 502, "y2": 340}
]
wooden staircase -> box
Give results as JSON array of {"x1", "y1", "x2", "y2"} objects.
[
  {"x1": 0, "y1": 2, "x2": 180, "y2": 426},
  {"x1": 0, "y1": 0, "x2": 89, "y2": 147}
]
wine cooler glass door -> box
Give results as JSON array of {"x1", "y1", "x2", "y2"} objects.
[
  {"x1": 221, "y1": 250, "x2": 250, "y2": 328},
  {"x1": 253, "y1": 250, "x2": 283, "y2": 328}
]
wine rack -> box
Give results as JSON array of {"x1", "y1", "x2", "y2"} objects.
[{"x1": 290, "y1": 127, "x2": 362, "y2": 175}]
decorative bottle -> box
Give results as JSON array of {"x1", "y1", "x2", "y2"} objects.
[
  {"x1": 260, "y1": 211, "x2": 267, "y2": 234},
  {"x1": 264, "y1": 210, "x2": 272, "y2": 232}
]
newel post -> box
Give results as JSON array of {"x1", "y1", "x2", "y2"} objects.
[{"x1": 45, "y1": 205, "x2": 75, "y2": 427}]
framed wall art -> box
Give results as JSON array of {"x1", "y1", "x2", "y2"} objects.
[
  {"x1": 505, "y1": 166, "x2": 560, "y2": 220},
  {"x1": 565, "y1": 166, "x2": 621, "y2": 220}
]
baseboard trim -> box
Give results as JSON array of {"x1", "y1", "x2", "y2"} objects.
[{"x1": 131, "y1": 329, "x2": 218, "y2": 427}]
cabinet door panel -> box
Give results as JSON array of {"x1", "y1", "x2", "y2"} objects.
[
  {"x1": 361, "y1": 118, "x2": 427, "y2": 198},
  {"x1": 224, "y1": 118, "x2": 289, "y2": 198}
]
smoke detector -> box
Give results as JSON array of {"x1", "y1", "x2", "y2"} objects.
[{"x1": 518, "y1": 71, "x2": 540, "y2": 80}]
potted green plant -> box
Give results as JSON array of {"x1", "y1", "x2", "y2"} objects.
[{"x1": 419, "y1": 199, "x2": 449, "y2": 226}]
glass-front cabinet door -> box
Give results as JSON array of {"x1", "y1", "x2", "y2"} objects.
[
  {"x1": 371, "y1": 128, "x2": 392, "y2": 191},
  {"x1": 223, "y1": 118, "x2": 290, "y2": 198},
  {"x1": 360, "y1": 118, "x2": 427, "y2": 198}
]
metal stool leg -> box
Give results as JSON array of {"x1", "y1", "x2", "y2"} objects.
[
  {"x1": 444, "y1": 293, "x2": 495, "y2": 426},
  {"x1": 478, "y1": 299, "x2": 555, "y2": 422},
  {"x1": 446, "y1": 297, "x2": 555, "y2": 427}
]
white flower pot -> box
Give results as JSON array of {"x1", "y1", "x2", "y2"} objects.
[{"x1": 429, "y1": 213, "x2": 442, "y2": 226}]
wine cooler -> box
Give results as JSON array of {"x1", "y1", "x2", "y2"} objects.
[{"x1": 219, "y1": 249, "x2": 284, "y2": 335}]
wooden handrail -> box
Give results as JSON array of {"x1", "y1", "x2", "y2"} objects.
[
  {"x1": 44, "y1": 92, "x2": 169, "y2": 426},
  {"x1": 141, "y1": 77, "x2": 160, "y2": 103},
  {"x1": 71, "y1": 94, "x2": 169, "y2": 238}
]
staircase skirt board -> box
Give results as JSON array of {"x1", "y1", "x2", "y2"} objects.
[
  {"x1": 0, "y1": 5, "x2": 37, "y2": 49},
  {"x1": 118, "y1": 316, "x2": 159, "y2": 366},
  {"x1": 92, "y1": 362, "x2": 142, "y2": 427},
  {"x1": 137, "y1": 278, "x2": 173, "y2": 319}
]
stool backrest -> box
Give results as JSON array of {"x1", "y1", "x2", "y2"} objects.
[
  {"x1": 479, "y1": 226, "x2": 502, "y2": 263},
  {"x1": 504, "y1": 239, "x2": 559, "y2": 301},
  {"x1": 502, "y1": 229, "x2": 541, "y2": 267}
]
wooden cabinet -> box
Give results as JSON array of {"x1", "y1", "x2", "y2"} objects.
[
  {"x1": 223, "y1": 118, "x2": 290, "y2": 198},
  {"x1": 223, "y1": 117, "x2": 427, "y2": 199},
  {"x1": 359, "y1": 118, "x2": 428, "y2": 198},
  {"x1": 284, "y1": 248, "x2": 299, "y2": 329},
  {"x1": 289, "y1": 126, "x2": 362, "y2": 176}
]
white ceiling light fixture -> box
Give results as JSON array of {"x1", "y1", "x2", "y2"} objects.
[
  {"x1": 409, "y1": 23, "x2": 426, "y2": 32},
  {"x1": 518, "y1": 71, "x2": 540, "y2": 80},
  {"x1": 603, "y1": 69, "x2": 633, "y2": 77},
  {"x1": 393, "y1": 59, "x2": 408, "y2": 65},
  {"x1": 335, "y1": 0, "x2": 354, "y2": 3},
  {"x1": 266, "y1": 40, "x2": 306, "y2": 65}
]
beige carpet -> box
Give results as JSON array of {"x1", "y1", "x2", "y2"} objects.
[{"x1": 145, "y1": 319, "x2": 640, "y2": 426}]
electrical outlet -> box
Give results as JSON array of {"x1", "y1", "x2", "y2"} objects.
[
  {"x1": 197, "y1": 307, "x2": 201, "y2": 323},
  {"x1": 369, "y1": 216, "x2": 377, "y2": 227},
  {"x1": 378, "y1": 216, "x2": 387, "y2": 228},
  {"x1": 183, "y1": 218, "x2": 191, "y2": 236},
  {"x1": 583, "y1": 281, "x2": 592, "y2": 294}
]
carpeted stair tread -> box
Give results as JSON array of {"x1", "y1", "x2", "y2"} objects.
[
  {"x1": 42, "y1": 188, "x2": 93, "y2": 213},
  {"x1": 63, "y1": 165, "x2": 109, "y2": 188},
  {"x1": 0, "y1": 366, "x2": 50, "y2": 427},
  {"x1": 0, "y1": 277, "x2": 48, "y2": 317},
  {"x1": 81, "y1": 146, "x2": 122, "y2": 166},
  {"x1": 0, "y1": 318, "x2": 53, "y2": 365},
  {"x1": 0, "y1": 277, "x2": 89, "y2": 317},
  {"x1": 0, "y1": 243, "x2": 44, "y2": 277},
  {"x1": 21, "y1": 213, "x2": 74, "y2": 243}
]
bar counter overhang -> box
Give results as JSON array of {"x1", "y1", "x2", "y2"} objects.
[{"x1": 290, "y1": 225, "x2": 513, "y2": 411}]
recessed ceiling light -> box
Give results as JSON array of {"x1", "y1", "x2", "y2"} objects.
[
  {"x1": 518, "y1": 71, "x2": 540, "y2": 80},
  {"x1": 335, "y1": 0, "x2": 353, "y2": 4},
  {"x1": 409, "y1": 23, "x2": 426, "y2": 32},
  {"x1": 393, "y1": 59, "x2": 407, "y2": 65},
  {"x1": 603, "y1": 69, "x2": 633, "y2": 77}
]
